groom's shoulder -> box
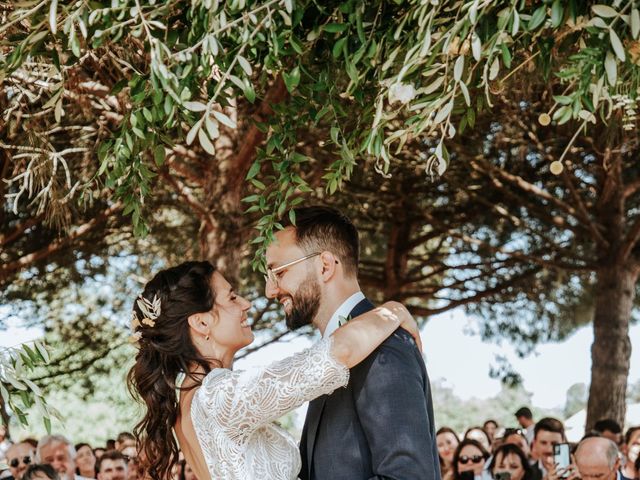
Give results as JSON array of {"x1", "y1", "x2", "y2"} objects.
[
  {"x1": 379, "y1": 327, "x2": 421, "y2": 356},
  {"x1": 353, "y1": 327, "x2": 423, "y2": 374}
]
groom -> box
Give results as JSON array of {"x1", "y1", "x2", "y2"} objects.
[{"x1": 265, "y1": 206, "x2": 441, "y2": 480}]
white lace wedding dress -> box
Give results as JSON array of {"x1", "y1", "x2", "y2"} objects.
[{"x1": 189, "y1": 337, "x2": 349, "y2": 480}]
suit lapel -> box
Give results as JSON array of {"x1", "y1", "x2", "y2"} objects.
[{"x1": 303, "y1": 298, "x2": 375, "y2": 477}]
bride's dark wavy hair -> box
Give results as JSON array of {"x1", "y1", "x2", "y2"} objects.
[{"x1": 127, "y1": 260, "x2": 218, "y2": 480}]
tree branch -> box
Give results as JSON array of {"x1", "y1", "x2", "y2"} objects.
[
  {"x1": 471, "y1": 158, "x2": 585, "y2": 225},
  {"x1": 0, "y1": 203, "x2": 122, "y2": 284},
  {"x1": 159, "y1": 171, "x2": 211, "y2": 223},
  {"x1": 405, "y1": 266, "x2": 542, "y2": 317},
  {"x1": 0, "y1": 213, "x2": 46, "y2": 248},
  {"x1": 226, "y1": 76, "x2": 288, "y2": 202},
  {"x1": 31, "y1": 342, "x2": 124, "y2": 383},
  {"x1": 623, "y1": 177, "x2": 640, "y2": 200},
  {"x1": 561, "y1": 167, "x2": 609, "y2": 248},
  {"x1": 619, "y1": 216, "x2": 640, "y2": 263}
]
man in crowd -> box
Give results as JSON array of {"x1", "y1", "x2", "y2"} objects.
[
  {"x1": 5, "y1": 441, "x2": 35, "y2": 480},
  {"x1": 515, "y1": 407, "x2": 536, "y2": 445},
  {"x1": 96, "y1": 451, "x2": 127, "y2": 480},
  {"x1": 36, "y1": 434, "x2": 91, "y2": 480},
  {"x1": 594, "y1": 419, "x2": 624, "y2": 447},
  {"x1": 621, "y1": 426, "x2": 640, "y2": 480},
  {"x1": 530, "y1": 417, "x2": 580, "y2": 480},
  {"x1": 115, "y1": 435, "x2": 137, "y2": 480},
  {"x1": 114, "y1": 434, "x2": 134, "y2": 453},
  {"x1": 575, "y1": 437, "x2": 619, "y2": 480}
]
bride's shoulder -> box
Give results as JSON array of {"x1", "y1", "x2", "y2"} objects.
[{"x1": 201, "y1": 367, "x2": 232, "y2": 386}]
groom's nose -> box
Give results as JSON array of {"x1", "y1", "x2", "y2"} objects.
[{"x1": 265, "y1": 279, "x2": 278, "y2": 299}]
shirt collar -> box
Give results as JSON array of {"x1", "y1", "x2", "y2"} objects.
[
  {"x1": 538, "y1": 461, "x2": 547, "y2": 475},
  {"x1": 322, "y1": 291, "x2": 366, "y2": 339}
]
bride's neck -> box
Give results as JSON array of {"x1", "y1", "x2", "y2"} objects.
[{"x1": 186, "y1": 355, "x2": 233, "y2": 379}]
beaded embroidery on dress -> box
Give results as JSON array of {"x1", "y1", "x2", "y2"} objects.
[{"x1": 190, "y1": 337, "x2": 349, "y2": 480}]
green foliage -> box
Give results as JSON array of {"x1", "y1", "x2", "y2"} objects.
[
  {"x1": 10, "y1": 358, "x2": 141, "y2": 445},
  {"x1": 0, "y1": 340, "x2": 54, "y2": 432},
  {"x1": 432, "y1": 379, "x2": 560, "y2": 433},
  {"x1": 4, "y1": 0, "x2": 640, "y2": 262}
]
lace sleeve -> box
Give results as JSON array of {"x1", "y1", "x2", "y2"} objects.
[{"x1": 195, "y1": 337, "x2": 349, "y2": 439}]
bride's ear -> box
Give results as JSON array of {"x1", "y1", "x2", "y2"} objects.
[{"x1": 188, "y1": 312, "x2": 211, "y2": 338}]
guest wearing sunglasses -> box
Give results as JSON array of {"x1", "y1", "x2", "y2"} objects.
[
  {"x1": 489, "y1": 444, "x2": 532, "y2": 480},
  {"x1": 453, "y1": 439, "x2": 491, "y2": 480},
  {"x1": 5, "y1": 441, "x2": 36, "y2": 480}
]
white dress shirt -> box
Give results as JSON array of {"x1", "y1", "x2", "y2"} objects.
[{"x1": 322, "y1": 291, "x2": 366, "y2": 338}]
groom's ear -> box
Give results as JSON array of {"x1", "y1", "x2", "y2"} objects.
[{"x1": 319, "y1": 251, "x2": 339, "y2": 282}]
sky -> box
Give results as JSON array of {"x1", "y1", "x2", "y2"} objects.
[{"x1": 2, "y1": 306, "x2": 639, "y2": 411}]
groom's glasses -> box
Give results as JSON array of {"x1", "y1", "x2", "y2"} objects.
[{"x1": 265, "y1": 252, "x2": 321, "y2": 289}]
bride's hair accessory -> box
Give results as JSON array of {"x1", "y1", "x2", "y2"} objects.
[{"x1": 130, "y1": 293, "x2": 162, "y2": 344}]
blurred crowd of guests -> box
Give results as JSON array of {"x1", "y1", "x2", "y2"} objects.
[
  {"x1": 0, "y1": 405, "x2": 638, "y2": 480},
  {"x1": 438, "y1": 407, "x2": 640, "y2": 480},
  {"x1": 0, "y1": 429, "x2": 197, "y2": 480}
]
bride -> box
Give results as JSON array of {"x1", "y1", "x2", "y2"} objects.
[{"x1": 127, "y1": 261, "x2": 421, "y2": 480}]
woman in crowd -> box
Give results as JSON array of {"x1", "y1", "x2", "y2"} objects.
[
  {"x1": 437, "y1": 427, "x2": 460, "y2": 479},
  {"x1": 483, "y1": 420, "x2": 499, "y2": 444},
  {"x1": 464, "y1": 426, "x2": 492, "y2": 452},
  {"x1": 74, "y1": 443, "x2": 96, "y2": 479},
  {"x1": 453, "y1": 438, "x2": 491, "y2": 480},
  {"x1": 22, "y1": 464, "x2": 60, "y2": 480},
  {"x1": 489, "y1": 444, "x2": 532, "y2": 480},
  {"x1": 501, "y1": 429, "x2": 531, "y2": 458}
]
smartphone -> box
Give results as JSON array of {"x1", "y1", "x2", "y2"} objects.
[
  {"x1": 553, "y1": 443, "x2": 571, "y2": 478},
  {"x1": 495, "y1": 472, "x2": 511, "y2": 480},
  {"x1": 460, "y1": 471, "x2": 475, "y2": 480}
]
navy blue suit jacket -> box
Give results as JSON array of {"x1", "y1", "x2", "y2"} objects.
[{"x1": 299, "y1": 298, "x2": 441, "y2": 480}]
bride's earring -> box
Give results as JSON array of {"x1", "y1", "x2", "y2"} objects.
[{"x1": 205, "y1": 334, "x2": 210, "y2": 341}]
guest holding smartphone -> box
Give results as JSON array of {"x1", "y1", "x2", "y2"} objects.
[
  {"x1": 489, "y1": 444, "x2": 533, "y2": 480},
  {"x1": 453, "y1": 439, "x2": 491, "y2": 480}
]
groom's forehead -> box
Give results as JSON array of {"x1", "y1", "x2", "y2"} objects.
[{"x1": 266, "y1": 228, "x2": 300, "y2": 262}]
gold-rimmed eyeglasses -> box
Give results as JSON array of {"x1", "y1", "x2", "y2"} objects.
[{"x1": 264, "y1": 252, "x2": 321, "y2": 289}]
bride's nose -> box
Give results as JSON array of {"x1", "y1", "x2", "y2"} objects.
[{"x1": 240, "y1": 296, "x2": 251, "y2": 310}]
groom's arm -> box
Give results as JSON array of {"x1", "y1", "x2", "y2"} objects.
[{"x1": 351, "y1": 329, "x2": 440, "y2": 480}]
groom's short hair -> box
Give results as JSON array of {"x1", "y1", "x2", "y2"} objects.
[{"x1": 281, "y1": 206, "x2": 359, "y2": 277}]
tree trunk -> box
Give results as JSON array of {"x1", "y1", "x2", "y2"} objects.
[
  {"x1": 198, "y1": 77, "x2": 287, "y2": 283},
  {"x1": 585, "y1": 263, "x2": 637, "y2": 431}
]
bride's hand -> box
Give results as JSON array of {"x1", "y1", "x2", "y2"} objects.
[{"x1": 381, "y1": 301, "x2": 423, "y2": 352}]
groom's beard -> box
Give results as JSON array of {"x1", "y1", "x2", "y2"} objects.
[{"x1": 285, "y1": 274, "x2": 321, "y2": 331}]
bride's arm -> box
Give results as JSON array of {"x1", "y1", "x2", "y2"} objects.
[
  {"x1": 330, "y1": 301, "x2": 421, "y2": 369},
  {"x1": 194, "y1": 302, "x2": 419, "y2": 436}
]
